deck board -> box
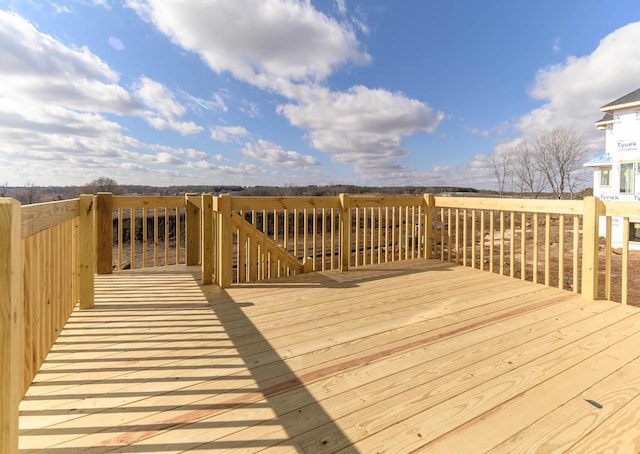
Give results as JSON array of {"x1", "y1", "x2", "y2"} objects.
[{"x1": 18, "y1": 259, "x2": 640, "y2": 453}]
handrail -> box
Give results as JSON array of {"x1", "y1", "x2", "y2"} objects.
[
  {"x1": 230, "y1": 196, "x2": 340, "y2": 211},
  {"x1": 231, "y1": 211, "x2": 304, "y2": 282},
  {"x1": 97, "y1": 194, "x2": 191, "y2": 271},
  {"x1": 221, "y1": 196, "x2": 342, "y2": 284},
  {"x1": 112, "y1": 195, "x2": 186, "y2": 209},
  {"x1": 2, "y1": 196, "x2": 93, "y2": 452},
  {"x1": 350, "y1": 195, "x2": 424, "y2": 208},
  {"x1": 20, "y1": 198, "x2": 79, "y2": 238},
  {"x1": 81, "y1": 192, "x2": 639, "y2": 301},
  {"x1": 430, "y1": 196, "x2": 635, "y2": 304},
  {"x1": 435, "y1": 197, "x2": 584, "y2": 215},
  {"x1": 602, "y1": 200, "x2": 640, "y2": 217},
  {"x1": 431, "y1": 196, "x2": 586, "y2": 293},
  {"x1": 3, "y1": 192, "x2": 639, "y2": 450}
]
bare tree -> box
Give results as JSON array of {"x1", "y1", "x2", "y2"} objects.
[
  {"x1": 0, "y1": 181, "x2": 7, "y2": 197},
  {"x1": 19, "y1": 182, "x2": 39, "y2": 205},
  {"x1": 84, "y1": 177, "x2": 123, "y2": 194},
  {"x1": 534, "y1": 128, "x2": 588, "y2": 199},
  {"x1": 489, "y1": 146, "x2": 513, "y2": 197},
  {"x1": 513, "y1": 141, "x2": 547, "y2": 198}
]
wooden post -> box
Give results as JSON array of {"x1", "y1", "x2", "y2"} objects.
[
  {"x1": 185, "y1": 194, "x2": 200, "y2": 266},
  {"x1": 303, "y1": 257, "x2": 314, "y2": 273},
  {"x1": 216, "y1": 194, "x2": 232, "y2": 288},
  {"x1": 78, "y1": 195, "x2": 95, "y2": 309},
  {"x1": 339, "y1": 193, "x2": 351, "y2": 272},
  {"x1": 424, "y1": 194, "x2": 435, "y2": 259},
  {"x1": 201, "y1": 194, "x2": 214, "y2": 285},
  {"x1": 581, "y1": 196, "x2": 602, "y2": 300},
  {"x1": 94, "y1": 192, "x2": 113, "y2": 274},
  {"x1": 0, "y1": 198, "x2": 21, "y2": 453}
]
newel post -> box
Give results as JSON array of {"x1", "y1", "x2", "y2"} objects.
[
  {"x1": 94, "y1": 192, "x2": 113, "y2": 274},
  {"x1": 78, "y1": 195, "x2": 95, "y2": 309},
  {"x1": 339, "y1": 193, "x2": 351, "y2": 272},
  {"x1": 0, "y1": 198, "x2": 21, "y2": 453},
  {"x1": 201, "y1": 194, "x2": 214, "y2": 285},
  {"x1": 185, "y1": 193, "x2": 201, "y2": 266},
  {"x1": 424, "y1": 194, "x2": 436, "y2": 259},
  {"x1": 216, "y1": 194, "x2": 232, "y2": 288},
  {"x1": 581, "y1": 196, "x2": 603, "y2": 300}
]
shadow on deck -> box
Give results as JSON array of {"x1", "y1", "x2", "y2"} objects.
[{"x1": 19, "y1": 259, "x2": 640, "y2": 453}]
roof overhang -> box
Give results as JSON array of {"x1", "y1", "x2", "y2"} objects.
[
  {"x1": 601, "y1": 100, "x2": 640, "y2": 113},
  {"x1": 594, "y1": 113, "x2": 613, "y2": 129}
]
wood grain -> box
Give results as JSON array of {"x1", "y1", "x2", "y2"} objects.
[{"x1": 18, "y1": 260, "x2": 640, "y2": 453}]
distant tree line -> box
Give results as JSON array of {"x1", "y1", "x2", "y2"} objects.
[
  {"x1": 235, "y1": 185, "x2": 479, "y2": 197},
  {"x1": 2, "y1": 177, "x2": 480, "y2": 204}
]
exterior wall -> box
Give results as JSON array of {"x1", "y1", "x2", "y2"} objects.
[
  {"x1": 600, "y1": 106, "x2": 640, "y2": 202},
  {"x1": 593, "y1": 105, "x2": 640, "y2": 250}
]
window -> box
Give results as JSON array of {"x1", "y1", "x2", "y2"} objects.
[
  {"x1": 600, "y1": 169, "x2": 610, "y2": 187},
  {"x1": 630, "y1": 221, "x2": 640, "y2": 243},
  {"x1": 620, "y1": 163, "x2": 635, "y2": 193}
]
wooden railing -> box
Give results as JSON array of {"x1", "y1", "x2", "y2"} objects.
[
  {"x1": 346, "y1": 195, "x2": 430, "y2": 268},
  {"x1": 198, "y1": 195, "x2": 432, "y2": 286},
  {"x1": 90, "y1": 193, "x2": 639, "y2": 303},
  {"x1": 431, "y1": 196, "x2": 639, "y2": 305},
  {"x1": 433, "y1": 197, "x2": 584, "y2": 291},
  {"x1": 96, "y1": 193, "x2": 190, "y2": 272},
  {"x1": 203, "y1": 195, "x2": 341, "y2": 286},
  {"x1": 1, "y1": 196, "x2": 94, "y2": 453},
  {"x1": 2, "y1": 192, "x2": 639, "y2": 450},
  {"x1": 600, "y1": 201, "x2": 640, "y2": 304}
]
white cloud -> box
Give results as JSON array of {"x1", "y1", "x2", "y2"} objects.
[
  {"x1": 127, "y1": 0, "x2": 370, "y2": 87},
  {"x1": 240, "y1": 139, "x2": 320, "y2": 169},
  {"x1": 133, "y1": 76, "x2": 204, "y2": 135},
  {"x1": 465, "y1": 127, "x2": 490, "y2": 138},
  {"x1": 0, "y1": 9, "x2": 142, "y2": 181},
  {"x1": 472, "y1": 21, "x2": 640, "y2": 192},
  {"x1": 399, "y1": 153, "x2": 496, "y2": 190},
  {"x1": 203, "y1": 92, "x2": 228, "y2": 112},
  {"x1": 0, "y1": 10, "x2": 138, "y2": 114},
  {"x1": 0, "y1": 12, "x2": 224, "y2": 185},
  {"x1": 127, "y1": 1, "x2": 441, "y2": 180},
  {"x1": 156, "y1": 152, "x2": 183, "y2": 165},
  {"x1": 147, "y1": 144, "x2": 208, "y2": 160},
  {"x1": 145, "y1": 116, "x2": 203, "y2": 135},
  {"x1": 278, "y1": 85, "x2": 443, "y2": 176},
  {"x1": 52, "y1": 3, "x2": 73, "y2": 14},
  {"x1": 0, "y1": 101, "x2": 138, "y2": 158},
  {"x1": 135, "y1": 76, "x2": 186, "y2": 118},
  {"x1": 519, "y1": 22, "x2": 640, "y2": 143},
  {"x1": 210, "y1": 126, "x2": 249, "y2": 142},
  {"x1": 240, "y1": 100, "x2": 261, "y2": 118}
]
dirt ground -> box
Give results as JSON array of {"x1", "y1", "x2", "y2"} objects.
[
  {"x1": 435, "y1": 214, "x2": 640, "y2": 307},
  {"x1": 111, "y1": 212, "x2": 640, "y2": 307}
]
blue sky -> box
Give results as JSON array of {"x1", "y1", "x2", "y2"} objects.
[{"x1": 1, "y1": 0, "x2": 640, "y2": 189}]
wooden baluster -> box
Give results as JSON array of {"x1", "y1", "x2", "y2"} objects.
[
  {"x1": 471, "y1": 209, "x2": 476, "y2": 269},
  {"x1": 489, "y1": 211, "x2": 494, "y2": 273},
  {"x1": 532, "y1": 213, "x2": 538, "y2": 283},
  {"x1": 509, "y1": 212, "x2": 515, "y2": 278},
  {"x1": 622, "y1": 218, "x2": 629, "y2": 304},
  {"x1": 521, "y1": 212, "x2": 527, "y2": 280},
  {"x1": 545, "y1": 213, "x2": 551, "y2": 286},
  {"x1": 573, "y1": 215, "x2": 579, "y2": 293}
]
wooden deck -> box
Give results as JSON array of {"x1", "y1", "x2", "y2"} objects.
[{"x1": 18, "y1": 259, "x2": 640, "y2": 453}]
